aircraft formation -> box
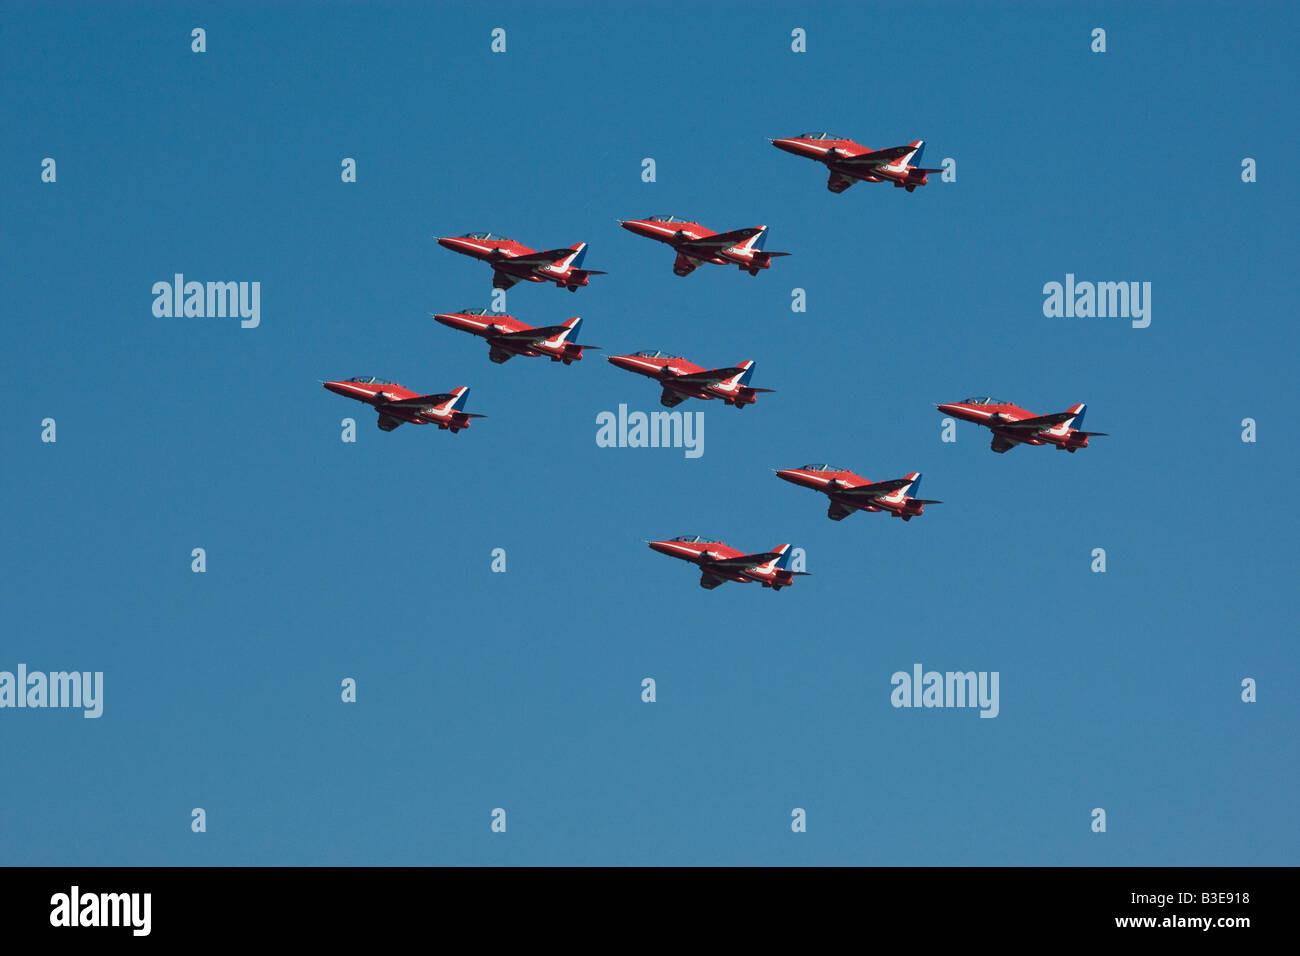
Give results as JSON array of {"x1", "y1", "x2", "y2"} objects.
[{"x1": 323, "y1": 132, "x2": 1107, "y2": 590}]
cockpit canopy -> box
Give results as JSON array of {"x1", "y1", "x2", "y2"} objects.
[
  {"x1": 670, "y1": 534, "x2": 719, "y2": 544},
  {"x1": 962, "y1": 396, "x2": 1007, "y2": 406},
  {"x1": 460, "y1": 232, "x2": 510, "y2": 241},
  {"x1": 799, "y1": 131, "x2": 843, "y2": 141},
  {"x1": 645, "y1": 215, "x2": 692, "y2": 224},
  {"x1": 635, "y1": 349, "x2": 680, "y2": 359},
  {"x1": 800, "y1": 463, "x2": 845, "y2": 473},
  {"x1": 348, "y1": 376, "x2": 401, "y2": 386},
  {"x1": 462, "y1": 307, "x2": 492, "y2": 315}
]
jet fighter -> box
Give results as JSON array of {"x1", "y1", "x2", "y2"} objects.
[
  {"x1": 432, "y1": 309, "x2": 598, "y2": 365},
  {"x1": 936, "y1": 397, "x2": 1107, "y2": 454},
  {"x1": 776, "y1": 465, "x2": 942, "y2": 521},
  {"x1": 435, "y1": 232, "x2": 605, "y2": 292},
  {"x1": 647, "y1": 536, "x2": 808, "y2": 590},
  {"x1": 617, "y1": 216, "x2": 790, "y2": 277},
  {"x1": 322, "y1": 377, "x2": 486, "y2": 432},
  {"x1": 770, "y1": 132, "x2": 943, "y2": 193},
  {"x1": 608, "y1": 351, "x2": 774, "y2": 409}
]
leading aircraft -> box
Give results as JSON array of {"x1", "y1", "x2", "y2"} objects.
[
  {"x1": 322, "y1": 377, "x2": 486, "y2": 432},
  {"x1": 617, "y1": 216, "x2": 790, "y2": 277},
  {"x1": 432, "y1": 309, "x2": 598, "y2": 365},
  {"x1": 647, "y1": 536, "x2": 808, "y2": 590},
  {"x1": 936, "y1": 397, "x2": 1106, "y2": 454},
  {"x1": 775, "y1": 465, "x2": 941, "y2": 521},
  {"x1": 608, "y1": 351, "x2": 774, "y2": 409},
  {"x1": 770, "y1": 132, "x2": 943, "y2": 193},
  {"x1": 435, "y1": 232, "x2": 605, "y2": 292}
]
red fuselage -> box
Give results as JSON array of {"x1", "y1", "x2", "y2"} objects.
[
  {"x1": 322, "y1": 377, "x2": 481, "y2": 433},
  {"x1": 436, "y1": 233, "x2": 601, "y2": 291},
  {"x1": 647, "y1": 537, "x2": 797, "y2": 590},
  {"x1": 618, "y1": 217, "x2": 785, "y2": 276},
  {"x1": 432, "y1": 309, "x2": 592, "y2": 365},
  {"x1": 937, "y1": 398, "x2": 1096, "y2": 453},
  {"x1": 771, "y1": 133, "x2": 932, "y2": 192},
  {"x1": 607, "y1": 351, "x2": 766, "y2": 408},
  {"x1": 776, "y1": 466, "x2": 930, "y2": 521}
]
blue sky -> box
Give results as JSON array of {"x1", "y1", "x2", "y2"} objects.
[{"x1": 2, "y1": 1, "x2": 1296, "y2": 865}]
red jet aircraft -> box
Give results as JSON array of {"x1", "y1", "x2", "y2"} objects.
[
  {"x1": 771, "y1": 132, "x2": 943, "y2": 193},
  {"x1": 936, "y1": 397, "x2": 1107, "y2": 454},
  {"x1": 647, "y1": 536, "x2": 808, "y2": 590},
  {"x1": 617, "y1": 216, "x2": 790, "y2": 277},
  {"x1": 608, "y1": 350, "x2": 773, "y2": 409},
  {"x1": 432, "y1": 309, "x2": 598, "y2": 365},
  {"x1": 322, "y1": 377, "x2": 485, "y2": 433},
  {"x1": 435, "y1": 232, "x2": 605, "y2": 291},
  {"x1": 776, "y1": 465, "x2": 942, "y2": 522}
]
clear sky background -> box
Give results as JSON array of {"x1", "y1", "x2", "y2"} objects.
[{"x1": 2, "y1": 1, "x2": 1296, "y2": 865}]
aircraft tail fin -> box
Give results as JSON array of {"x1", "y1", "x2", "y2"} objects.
[
  {"x1": 444, "y1": 386, "x2": 471, "y2": 412},
  {"x1": 566, "y1": 242, "x2": 588, "y2": 269},
  {"x1": 772, "y1": 543, "x2": 793, "y2": 571}
]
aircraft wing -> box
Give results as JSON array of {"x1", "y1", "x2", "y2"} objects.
[
  {"x1": 678, "y1": 227, "x2": 762, "y2": 252},
  {"x1": 835, "y1": 144, "x2": 915, "y2": 167},
  {"x1": 827, "y1": 501, "x2": 855, "y2": 521},
  {"x1": 827, "y1": 171, "x2": 856, "y2": 193},
  {"x1": 832, "y1": 477, "x2": 913, "y2": 498},
  {"x1": 491, "y1": 270, "x2": 522, "y2": 290},
  {"x1": 382, "y1": 393, "x2": 455, "y2": 408},
  {"x1": 997, "y1": 411, "x2": 1077, "y2": 432},
  {"x1": 704, "y1": 551, "x2": 783, "y2": 571},
  {"x1": 672, "y1": 252, "x2": 703, "y2": 276},
  {"x1": 990, "y1": 434, "x2": 1019, "y2": 454},
  {"x1": 699, "y1": 570, "x2": 727, "y2": 590},
  {"x1": 658, "y1": 386, "x2": 688, "y2": 408},
  {"x1": 507, "y1": 248, "x2": 577, "y2": 268},
  {"x1": 497, "y1": 325, "x2": 569, "y2": 343},
  {"x1": 671, "y1": 366, "x2": 747, "y2": 387}
]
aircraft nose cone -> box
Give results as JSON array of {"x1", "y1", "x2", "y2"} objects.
[
  {"x1": 608, "y1": 355, "x2": 636, "y2": 372},
  {"x1": 322, "y1": 380, "x2": 347, "y2": 397},
  {"x1": 936, "y1": 403, "x2": 959, "y2": 416},
  {"x1": 647, "y1": 540, "x2": 671, "y2": 556},
  {"x1": 774, "y1": 469, "x2": 801, "y2": 484}
]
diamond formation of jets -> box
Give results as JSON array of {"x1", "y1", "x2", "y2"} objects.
[
  {"x1": 647, "y1": 536, "x2": 808, "y2": 591},
  {"x1": 771, "y1": 132, "x2": 943, "y2": 193},
  {"x1": 776, "y1": 465, "x2": 942, "y2": 522},
  {"x1": 607, "y1": 351, "x2": 774, "y2": 409},
  {"x1": 433, "y1": 309, "x2": 599, "y2": 365},
  {"x1": 618, "y1": 216, "x2": 790, "y2": 277},
  {"x1": 936, "y1": 398, "x2": 1107, "y2": 454},
  {"x1": 322, "y1": 377, "x2": 486, "y2": 433},
  {"x1": 435, "y1": 232, "x2": 606, "y2": 292}
]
